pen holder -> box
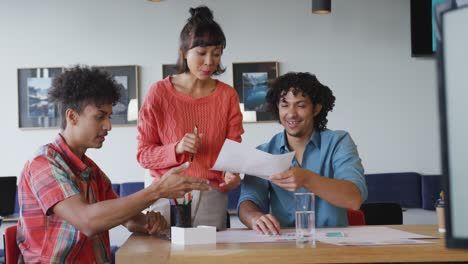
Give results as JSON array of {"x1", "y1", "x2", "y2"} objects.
[{"x1": 170, "y1": 202, "x2": 192, "y2": 228}]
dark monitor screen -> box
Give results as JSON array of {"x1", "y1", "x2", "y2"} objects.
[
  {"x1": 438, "y1": 3, "x2": 468, "y2": 249},
  {"x1": 410, "y1": 0, "x2": 434, "y2": 56},
  {"x1": 410, "y1": 0, "x2": 450, "y2": 56},
  {"x1": 0, "y1": 176, "x2": 17, "y2": 216}
]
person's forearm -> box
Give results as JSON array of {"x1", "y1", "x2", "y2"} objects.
[
  {"x1": 82, "y1": 186, "x2": 160, "y2": 236},
  {"x1": 305, "y1": 172, "x2": 362, "y2": 210},
  {"x1": 238, "y1": 201, "x2": 264, "y2": 229}
]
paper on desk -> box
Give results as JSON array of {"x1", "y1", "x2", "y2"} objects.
[
  {"x1": 216, "y1": 226, "x2": 437, "y2": 246},
  {"x1": 316, "y1": 226, "x2": 436, "y2": 246},
  {"x1": 330, "y1": 239, "x2": 432, "y2": 246},
  {"x1": 211, "y1": 139, "x2": 295, "y2": 179},
  {"x1": 217, "y1": 229, "x2": 296, "y2": 243}
]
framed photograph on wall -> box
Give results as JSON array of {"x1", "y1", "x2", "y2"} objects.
[
  {"x1": 96, "y1": 65, "x2": 139, "y2": 125},
  {"x1": 18, "y1": 67, "x2": 63, "y2": 129},
  {"x1": 232, "y1": 61, "x2": 279, "y2": 122},
  {"x1": 162, "y1": 64, "x2": 177, "y2": 79}
]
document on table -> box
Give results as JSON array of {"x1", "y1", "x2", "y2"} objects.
[
  {"x1": 211, "y1": 139, "x2": 295, "y2": 179},
  {"x1": 316, "y1": 226, "x2": 436, "y2": 246},
  {"x1": 216, "y1": 226, "x2": 437, "y2": 246},
  {"x1": 217, "y1": 229, "x2": 296, "y2": 243}
]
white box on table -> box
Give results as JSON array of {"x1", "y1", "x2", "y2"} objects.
[{"x1": 171, "y1": 226, "x2": 216, "y2": 245}]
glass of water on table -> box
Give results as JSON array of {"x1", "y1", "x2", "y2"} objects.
[{"x1": 295, "y1": 192, "x2": 316, "y2": 245}]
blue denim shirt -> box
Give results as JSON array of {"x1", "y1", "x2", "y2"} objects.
[{"x1": 238, "y1": 129, "x2": 367, "y2": 227}]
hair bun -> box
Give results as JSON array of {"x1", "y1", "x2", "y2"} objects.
[{"x1": 189, "y1": 5, "x2": 214, "y2": 23}]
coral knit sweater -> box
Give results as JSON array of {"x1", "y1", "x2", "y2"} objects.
[{"x1": 137, "y1": 77, "x2": 244, "y2": 191}]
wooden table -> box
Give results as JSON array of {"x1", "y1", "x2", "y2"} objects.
[{"x1": 116, "y1": 225, "x2": 468, "y2": 263}]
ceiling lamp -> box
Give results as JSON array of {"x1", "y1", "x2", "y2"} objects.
[{"x1": 312, "y1": 0, "x2": 331, "y2": 14}]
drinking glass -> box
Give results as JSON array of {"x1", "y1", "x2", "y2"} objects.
[{"x1": 295, "y1": 192, "x2": 316, "y2": 244}]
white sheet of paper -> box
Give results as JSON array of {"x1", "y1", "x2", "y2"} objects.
[
  {"x1": 330, "y1": 239, "x2": 432, "y2": 246},
  {"x1": 211, "y1": 139, "x2": 295, "y2": 179},
  {"x1": 216, "y1": 226, "x2": 437, "y2": 246},
  {"x1": 217, "y1": 229, "x2": 296, "y2": 243},
  {"x1": 316, "y1": 226, "x2": 436, "y2": 246}
]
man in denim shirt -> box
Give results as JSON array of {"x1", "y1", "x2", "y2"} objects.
[{"x1": 238, "y1": 72, "x2": 367, "y2": 235}]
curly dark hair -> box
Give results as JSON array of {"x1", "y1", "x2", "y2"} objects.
[
  {"x1": 266, "y1": 72, "x2": 335, "y2": 131},
  {"x1": 48, "y1": 65, "x2": 121, "y2": 129},
  {"x1": 175, "y1": 5, "x2": 226, "y2": 75}
]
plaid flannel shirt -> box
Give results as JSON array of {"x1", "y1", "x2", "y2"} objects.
[{"x1": 17, "y1": 134, "x2": 118, "y2": 263}]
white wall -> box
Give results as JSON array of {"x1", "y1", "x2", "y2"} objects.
[{"x1": 0, "y1": 0, "x2": 440, "y2": 183}]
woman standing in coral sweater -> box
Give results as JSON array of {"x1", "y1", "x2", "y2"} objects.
[{"x1": 137, "y1": 6, "x2": 244, "y2": 229}]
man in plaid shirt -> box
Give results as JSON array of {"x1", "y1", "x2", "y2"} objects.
[{"x1": 16, "y1": 66, "x2": 211, "y2": 263}]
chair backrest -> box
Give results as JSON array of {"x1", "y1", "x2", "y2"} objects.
[
  {"x1": 360, "y1": 202, "x2": 403, "y2": 225},
  {"x1": 3, "y1": 225, "x2": 20, "y2": 264},
  {"x1": 346, "y1": 209, "x2": 366, "y2": 225}
]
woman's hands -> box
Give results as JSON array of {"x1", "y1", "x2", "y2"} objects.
[{"x1": 175, "y1": 133, "x2": 203, "y2": 155}]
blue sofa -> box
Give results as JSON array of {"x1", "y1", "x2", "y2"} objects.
[
  {"x1": 113, "y1": 178, "x2": 440, "y2": 213},
  {"x1": 227, "y1": 172, "x2": 442, "y2": 212},
  {"x1": 364, "y1": 172, "x2": 441, "y2": 210},
  {"x1": 10, "y1": 172, "x2": 438, "y2": 219},
  {"x1": 365, "y1": 172, "x2": 422, "y2": 208},
  {"x1": 4, "y1": 173, "x2": 443, "y2": 222}
]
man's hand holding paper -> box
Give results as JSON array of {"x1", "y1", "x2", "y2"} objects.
[{"x1": 269, "y1": 167, "x2": 311, "y2": 192}]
